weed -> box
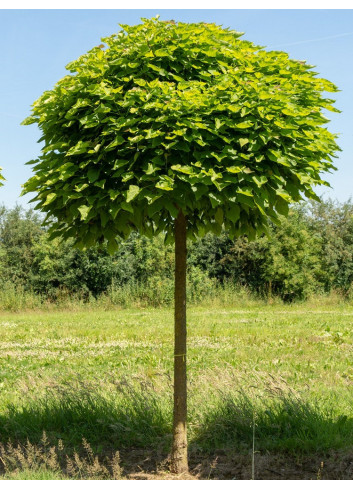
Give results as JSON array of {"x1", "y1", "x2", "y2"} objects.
[{"x1": 0, "y1": 433, "x2": 123, "y2": 480}]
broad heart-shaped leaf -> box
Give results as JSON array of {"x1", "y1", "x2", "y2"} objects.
[
  {"x1": 215, "y1": 207, "x2": 224, "y2": 226},
  {"x1": 107, "y1": 239, "x2": 119, "y2": 254},
  {"x1": 66, "y1": 141, "x2": 91, "y2": 156},
  {"x1": 105, "y1": 135, "x2": 125, "y2": 151},
  {"x1": 239, "y1": 138, "x2": 249, "y2": 148},
  {"x1": 226, "y1": 205, "x2": 240, "y2": 223},
  {"x1": 87, "y1": 168, "x2": 100, "y2": 183},
  {"x1": 126, "y1": 185, "x2": 140, "y2": 203},
  {"x1": 78, "y1": 205, "x2": 91, "y2": 220},
  {"x1": 235, "y1": 121, "x2": 254, "y2": 129},
  {"x1": 275, "y1": 197, "x2": 289, "y2": 216},
  {"x1": 22, "y1": 17, "x2": 340, "y2": 249},
  {"x1": 43, "y1": 193, "x2": 57, "y2": 206}
]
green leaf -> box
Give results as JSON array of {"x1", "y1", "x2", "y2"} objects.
[
  {"x1": 66, "y1": 141, "x2": 91, "y2": 156},
  {"x1": 237, "y1": 188, "x2": 253, "y2": 197},
  {"x1": 95, "y1": 179, "x2": 106, "y2": 189},
  {"x1": 43, "y1": 193, "x2": 57, "y2": 206},
  {"x1": 215, "y1": 207, "x2": 224, "y2": 225},
  {"x1": 227, "y1": 166, "x2": 243, "y2": 174},
  {"x1": 122, "y1": 172, "x2": 134, "y2": 183},
  {"x1": 107, "y1": 239, "x2": 119, "y2": 254},
  {"x1": 235, "y1": 121, "x2": 253, "y2": 129},
  {"x1": 266, "y1": 149, "x2": 291, "y2": 167},
  {"x1": 154, "y1": 48, "x2": 170, "y2": 57},
  {"x1": 21, "y1": 115, "x2": 38, "y2": 125},
  {"x1": 164, "y1": 200, "x2": 179, "y2": 218},
  {"x1": 113, "y1": 159, "x2": 129, "y2": 170},
  {"x1": 226, "y1": 205, "x2": 240, "y2": 223},
  {"x1": 105, "y1": 135, "x2": 125, "y2": 151},
  {"x1": 145, "y1": 162, "x2": 157, "y2": 175},
  {"x1": 215, "y1": 118, "x2": 222, "y2": 130},
  {"x1": 255, "y1": 201, "x2": 266, "y2": 216},
  {"x1": 209, "y1": 192, "x2": 222, "y2": 208},
  {"x1": 100, "y1": 211, "x2": 110, "y2": 227},
  {"x1": 239, "y1": 138, "x2": 249, "y2": 148},
  {"x1": 156, "y1": 176, "x2": 174, "y2": 191},
  {"x1": 78, "y1": 205, "x2": 91, "y2": 220},
  {"x1": 109, "y1": 189, "x2": 120, "y2": 201},
  {"x1": 87, "y1": 168, "x2": 100, "y2": 183},
  {"x1": 275, "y1": 198, "x2": 289, "y2": 216},
  {"x1": 126, "y1": 185, "x2": 140, "y2": 202},
  {"x1": 175, "y1": 140, "x2": 190, "y2": 152},
  {"x1": 252, "y1": 175, "x2": 268, "y2": 187},
  {"x1": 121, "y1": 201, "x2": 134, "y2": 213},
  {"x1": 171, "y1": 165, "x2": 194, "y2": 175},
  {"x1": 147, "y1": 63, "x2": 167, "y2": 76},
  {"x1": 275, "y1": 189, "x2": 292, "y2": 202}
]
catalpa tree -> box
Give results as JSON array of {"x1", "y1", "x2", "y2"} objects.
[{"x1": 22, "y1": 17, "x2": 339, "y2": 474}]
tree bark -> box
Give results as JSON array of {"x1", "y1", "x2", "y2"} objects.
[{"x1": 170, "y1": 210, "x2": 189, "y2": 474}]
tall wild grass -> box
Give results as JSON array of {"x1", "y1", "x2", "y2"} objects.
[
  {"x1": 0, "y1": 271, "x2": 260, "y2": 312},
  {"x1": 0, "y1": 273, "x2": 348, "y2": 312},
  {"x1": 1, "y1": 374, "x2": 352, "y2": 458}
]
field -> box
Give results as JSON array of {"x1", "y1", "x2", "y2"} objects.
[{"x1": 1, "y1": 302, "x2": 353, "y2": 480}]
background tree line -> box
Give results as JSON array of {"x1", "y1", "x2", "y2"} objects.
[{"x1": 0, "y1": 198, "x2": 352, "y2": 305}]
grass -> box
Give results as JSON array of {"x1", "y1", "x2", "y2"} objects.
[
  {"x1": 0, "y1": 280, "x2": 260, "y2": 312},
  {"x1": 1, "y1": 301, "x2": 353, "y2": 479},
  {"x1": 0, "y1": 470, "x2": 64, "y2": 480},
  {"x1": 0, "y1": 434, "x2": 122, "y2": 480}
]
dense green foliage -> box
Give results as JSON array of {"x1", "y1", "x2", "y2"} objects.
[
  {"x1": 22, "y1": 17, "x2": 339, "y2": 250},
  {"x1": 0, "y1": 200, "x2": 352, "y2": 303}
]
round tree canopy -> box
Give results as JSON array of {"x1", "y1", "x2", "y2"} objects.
[{"x1": 22, "y1": 17, "x2": 340, "y2": 251}]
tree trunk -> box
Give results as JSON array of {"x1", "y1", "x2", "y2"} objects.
[{"x1": 171, "y1": 210, "x2": 189, "y2": 474}]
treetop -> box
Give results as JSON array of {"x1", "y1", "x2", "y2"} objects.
[{"x1": 22, "y1": 17, "x2": 340, "y2": 251}]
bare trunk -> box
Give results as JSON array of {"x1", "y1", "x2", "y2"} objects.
[{"x1": 170, "y1": 210, "x2": 188, "y2": 474}]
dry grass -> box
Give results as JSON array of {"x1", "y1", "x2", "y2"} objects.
[
  {"x1": 2, "y1": 438, "x2": 353, "y2": 480},
  {"x1": 0, "y1": 433, "x2": 123, "y2": 480}
]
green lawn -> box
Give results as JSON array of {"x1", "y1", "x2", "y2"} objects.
[{"x1": 1, "y1": 303, "x2": 353, "y2": 479}]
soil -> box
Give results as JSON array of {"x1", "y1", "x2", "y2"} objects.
[{"x1": 119, "y1": 448, "x2": 353, "y2": 480}]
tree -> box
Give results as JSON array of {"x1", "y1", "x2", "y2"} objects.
[
  {"x1": 307, "y1": 199, "x2": 353, "y2": 295},
  {"x1": 0, "y1": 205, "x2": 43, "y2": 287},
  {"x1": 260, "y1": 208, "x2": 323, "y2": 301},
  {"x1": 22, "y1": 17, "x2": 339, "y2": 473},
  {"x1": 0, "y1": 168, "x2": 4, "y2": 186},
  {"x1": 30, "y1": 234, "x2": 118, "y2": 298},
  {"x1": 218, "y1": 207, "x2": 323, "y2": 301}
]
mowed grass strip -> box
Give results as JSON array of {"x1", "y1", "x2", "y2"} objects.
[
  {"x1": 1, "y1": 303, "x2": 353, "y2": 462},
  {"x1": 1, "y1": 304, "x2": 352, "y2": 392}
]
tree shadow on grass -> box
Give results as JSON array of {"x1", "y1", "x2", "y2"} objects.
[
  {"x1": 190, "y1": 388, "x2": 353, "y2": 479},
  {"x1": 0, "y1": 379, "x2": 172, "y2": 477},
  {"x1": 1, "y1": 380, "x2": 353, "y2": 479},
  {"x1": 193, "y1": 388, "x2": 353, "y2": 453}
]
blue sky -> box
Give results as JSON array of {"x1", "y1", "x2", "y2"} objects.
[{"x1": 1, "y1": 9, "x2": 352, "y2": 208}]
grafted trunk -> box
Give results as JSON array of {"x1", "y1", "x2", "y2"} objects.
[{"x1": 170, "y1": 210, "x2": 188, "y2": 474}]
